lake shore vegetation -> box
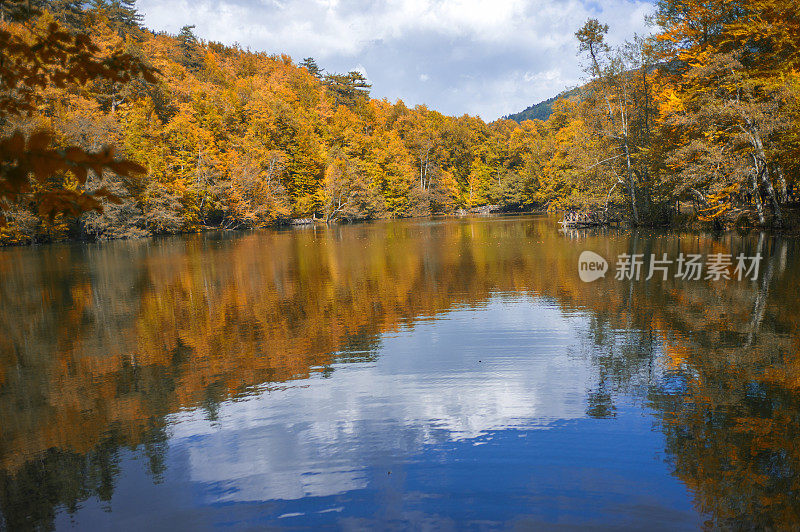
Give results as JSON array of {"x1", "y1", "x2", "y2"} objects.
[{"x1": 1, "y1": 0, "x2": 799, "y2": 244}]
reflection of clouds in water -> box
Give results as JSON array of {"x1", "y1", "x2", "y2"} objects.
[{"x1": 169, "y1": 298, "x2": 595, "y2": 502}]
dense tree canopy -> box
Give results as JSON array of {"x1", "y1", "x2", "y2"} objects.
[{"x1": 1, "y1": 0, "x2": 798, "y2": 244}]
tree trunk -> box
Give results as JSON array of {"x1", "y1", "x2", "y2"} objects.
[
  {"x1": 623, "y1": 140, "x2": 639, "y2": 224},
  {"x1": 760, "y1": 168, "x2": 783, "y2": 225},
  {"x1": 751, "y1": 171, "x2": 766, "y2": 225},
  {"x1": 751, "y1": 129, "x2": 782, "y2": 225},
  {"x1": 776, "y1": 165, "x2": 789, "y2": 203}
]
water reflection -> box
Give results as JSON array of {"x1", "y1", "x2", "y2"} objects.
[
  {"x1": 174, "y1": 299, "x2": 590, "y2": 503},
  {"x1": 0, "y1": 217, "x2": 798, "y2": 529}
]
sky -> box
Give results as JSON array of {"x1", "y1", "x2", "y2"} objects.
[{"x1": 136, "y1": 0, "x2": 655, "y2": 121}]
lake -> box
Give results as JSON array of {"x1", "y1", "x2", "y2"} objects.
[{"x1": 1, "y1": 215, "x2": 798, "y2": 530}]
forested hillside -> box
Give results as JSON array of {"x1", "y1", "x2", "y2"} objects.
[
  {"x1": 1, "y1": 0, "x2": 799, "y2": 244},
  {"x1": 504, "y1": 88, "x2": 580, "y2": 123}
]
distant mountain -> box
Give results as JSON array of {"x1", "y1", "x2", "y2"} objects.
[
  {"x1": 505, "y1": 63, "x2": 677, "y2": 124},
  {"x1": 503, "y1": 88, "x2": 581, "y2": 123}
]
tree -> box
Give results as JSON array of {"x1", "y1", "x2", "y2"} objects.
[
  {"x1": 299, "y1": 57, "x2": 323, "y2": 79},
  {"x1": 176, "y1": 24, "x2": 203, "y2": 71},
  {"x1": 575, "y1": 19, "x2": 660, "y2": 223},
  {"x1": 0, "y1": 5, "x2": 155, "y2": 230},
  {"x1": 654, "y1": 0, "x2": 799, "y2": 226},
  {"x1": 324, "y1": 71, "x2": 371, "y2": 108},
  {"x1": 321, "y1": 155, "x2": 384, "y2": 222},
  {"x1": 1, "y1": 0, "x2": 86, "y2": 31},
  {"x1": 660, "y1": 52, "x2": 791, "y2": 225},
  {"x1": 90, "y1": 0, "x2": 143, "y2": 34}
]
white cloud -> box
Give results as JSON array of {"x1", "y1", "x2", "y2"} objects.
[
  {"x1": 136, "y1": 0, "x2": 655, "y2": 120},
  {"x1": 353, "y1": 63, "x2": 368, "y2": 78},
  {"x1": 168, "y1": 298, "x2": 595, "y2": 503}
]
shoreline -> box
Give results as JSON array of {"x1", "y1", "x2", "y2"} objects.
[{"x1": 4, "y1": 208, "x2": 800, "y2": 249}]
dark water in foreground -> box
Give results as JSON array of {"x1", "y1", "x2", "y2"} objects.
[{"x1": 1, "y1": 216, "x2": 799, "y2": 530}]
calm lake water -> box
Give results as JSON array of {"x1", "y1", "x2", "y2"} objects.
[{"x1": 1, "y1": 215, "x2": 799, "y2": 530}]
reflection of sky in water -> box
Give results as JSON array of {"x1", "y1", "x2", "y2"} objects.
[
  {"x1": 56, "y1": 296, "x2": 702, "y2": 529},
  {"x1": 171, "y1": 297, "x2": 590, "y2": 502}
]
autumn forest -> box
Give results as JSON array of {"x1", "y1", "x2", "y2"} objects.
[{"x1": 1, "y1": 0, "x2": 799, "y2": 245}]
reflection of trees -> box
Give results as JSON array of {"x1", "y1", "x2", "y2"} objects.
[
  {"x1": 0, "y1": 220, "x2": 566, "y2": 528},
  {"x1": 576, "y1": 313, "x2": 661, "y2": 419},
  {"x1": 540, "y1": 229, "x2": 800, "y2": 528},
  {"x1": 0, "y1": 419, "x2": 167, "y2": 531},
  {"x1": 640, "y1": 237, "x2": 800, "y2": 529},
  {"x1": 0, "y1": 220, "x2": 798, "y2": 529},
  {"x1": 651, "y1": 373, "x2": 800, "y2": 529}
]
